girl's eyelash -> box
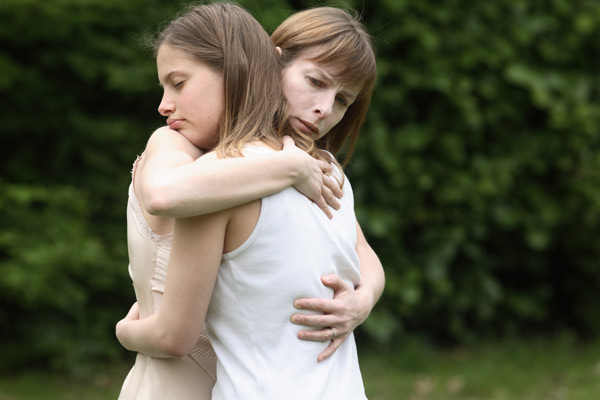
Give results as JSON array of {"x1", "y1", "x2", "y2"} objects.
[{"x1": 308, "y1": 76, "x2": 322, "y2": 87}]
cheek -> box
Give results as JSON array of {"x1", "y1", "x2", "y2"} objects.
[
  {"x1": 177, "y1": 91, "x2": 194, "y2": 110},
  {"x1": 319, "y1": 109, "x2": 347, "y2": 138},
  {"x1": 207, "y1": 96, "x2": 225, "y2": 126},
  {"x1": 331, "y1": 109, "x2": 346, "y2": 127},
  {"x1": 196, "y1": 93, "x2": 222, "y2": 121},
  {"x1": 287, "y1": 97, "x2": 301, "y2": 115},
  {"x1": 284, "y1": 90, "x2": 305, "y2": 115},
  {"x1": 283, "y1": 79, "x2": 311, "y2": 110}
]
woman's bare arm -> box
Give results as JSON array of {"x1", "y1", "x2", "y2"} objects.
[
  {"x1": 290, "y1": 221, "x2": 385, "y2": 362},
  {"x1": 141, "y1": 128, "x2": 342, "y2": 219}
]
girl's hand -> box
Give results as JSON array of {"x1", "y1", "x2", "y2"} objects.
[
  {"x1": 282, "y1": 136, "x2": 343, "y2": 219},
  {"x1": 116, "y1": 302, "x2": 140, "y2": 347},
  {"x1": 290, "y1": 274, "x2": 371, "y2": 362}
]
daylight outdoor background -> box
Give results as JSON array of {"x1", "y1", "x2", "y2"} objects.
[{"x1": 1, "y1": 0, "x2": 600, "y2": 398}]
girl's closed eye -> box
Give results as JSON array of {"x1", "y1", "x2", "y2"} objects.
[{"x1": 174, "y1": 80, "x2": 185, "y2": 89}]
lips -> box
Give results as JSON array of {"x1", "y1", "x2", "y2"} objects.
[
  {"x1": 295, "y1": 118, "x2": 319, "y2": 136},
  {"x1": 167, "y1": 118, "x2": 184, "y2": 130}
]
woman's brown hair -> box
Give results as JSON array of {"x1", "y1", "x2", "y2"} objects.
[{"x1": 271, "y1": 7, "x2": 377, "y2": 166}]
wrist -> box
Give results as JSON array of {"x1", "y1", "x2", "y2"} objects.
[
  {"x1": 277, "y1": 149, "x2": 310, "y2": 186},
  {"x1": 354, "y1": 284, "x2": 376, "y2": 320}
]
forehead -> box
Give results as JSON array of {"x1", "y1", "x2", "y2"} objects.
[
  {"x1": 294, "y1": 47, "x2": 363, "y2": 93},
  {"x1": 290, "y1": 52, "x2": 363, "y2": 96},
  {"x1": 157, "y1": 44, "x2": 196, "y2": 73}
]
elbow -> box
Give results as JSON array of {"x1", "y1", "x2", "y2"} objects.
[
  {"x1": 143, "y1": 181, "x2": 176, "y2": 216},
  {"x1": 163, "y1": 343, "x2": 192, "y2": 359},
  {"x1": 158, "y1": 330, "x2": 196, "y2": 358}
]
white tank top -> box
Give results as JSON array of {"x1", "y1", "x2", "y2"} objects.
[{"x1": 206, "y1": 146, "x2": 367, "y2": 399}]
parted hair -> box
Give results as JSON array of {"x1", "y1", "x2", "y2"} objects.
[{"x1": 272, "y1": 7, "x2": 377, "y2": 166}]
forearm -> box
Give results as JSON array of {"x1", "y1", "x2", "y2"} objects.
[
  {"x1": 149, "y1": 151, "x2": 307, "y2": 218},
  {"x1": 355, "y1": 223, "x2": 385, "y2": 315},
  {"x1": 116, "y1": 315, "x2": 186, "y2": 358},
  {"x1": 116, "y1": 211, "x2": 226, "y2": 358},
  {"x1": 289, "y1": 224, "x2": 384, "y2": 362},
  {"x1": 355, "y1": 243, "x2": 385, "y2": 313}
]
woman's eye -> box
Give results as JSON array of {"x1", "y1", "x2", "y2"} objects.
[
  {"x1": 336, "y1": 96, "x2": 348, "y2": 107},
  {"x1": 174, "y1": 81, "x2": 184, "y2": 88}
]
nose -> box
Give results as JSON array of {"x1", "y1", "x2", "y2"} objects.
[
  {"x1": 158, "y1": 92, "x2": 174, "y2": 116},
  {"x1": 313, "y1": 91, "x2": 335, "y2": 119}
]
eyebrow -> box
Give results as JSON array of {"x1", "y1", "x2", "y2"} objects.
[{"x1": 312, "y1": 66, "x2": 358, "y2": 102}]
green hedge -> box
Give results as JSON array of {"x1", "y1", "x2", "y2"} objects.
[
  {"x1": 353, "y1": 0, "x2": 600, "y2": 342},
  {"x1": 0, "y1": 0, "x2": 169, "y2": 372},
  {"x1": 1, "y1": 0, "x2": 599, "y2": 372}
]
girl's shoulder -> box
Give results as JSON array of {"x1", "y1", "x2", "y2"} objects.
[{"x1": 146, "y1": 126, "x2": 204, "y2": 160}]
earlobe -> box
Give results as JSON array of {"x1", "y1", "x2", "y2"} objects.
[{"x1": 276, "y1": 46, "x2": 282, "y2": 58}]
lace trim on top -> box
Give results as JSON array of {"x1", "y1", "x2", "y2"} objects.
[{"x1": 129, "y1": 154, "x2": 173, "y2": 246}]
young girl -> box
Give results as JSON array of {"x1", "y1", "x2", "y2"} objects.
[{"x1": 117, "y1": 4, "x2": 378, "y2": 399}]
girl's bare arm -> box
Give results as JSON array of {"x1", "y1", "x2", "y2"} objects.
[
  {"x1": 141, "y1": 128, "x2": 342, "y2": 219},
  {"x1": 116, "y1": 208, "x2": 228, "y2": 357}
]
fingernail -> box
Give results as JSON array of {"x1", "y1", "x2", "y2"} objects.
[
  {"x1": 294, "y1": 300, "x2": 301, "y2": 308},
  {"x1": 323, "y1": 275, "x2": 332, "y2": 283}
]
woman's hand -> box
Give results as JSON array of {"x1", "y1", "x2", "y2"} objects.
[
  {"x1": 115, "y1": 302, "x2": 140, "y2": 349},
  {"x1": 282, "y1": 136, "x2": 343, "y2": 219},
  {"x1": 290, "y1": 274, "x2": 372, "y2": 362}
]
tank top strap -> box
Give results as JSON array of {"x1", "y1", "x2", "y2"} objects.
[{"x1": 131, "y1": 153, "x2": 144, "y2": 186}]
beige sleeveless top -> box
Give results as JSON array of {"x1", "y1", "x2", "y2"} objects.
[{"x1": 118, "y1": 156, "x2": 217, "y2": 400}]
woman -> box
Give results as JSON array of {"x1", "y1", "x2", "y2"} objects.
[
  {"x1": 273, "y1": 8, "x2": 383, "y2": 361},
  {"x1": 117, "y1": 4, "x2": 378, "y2": 399}
]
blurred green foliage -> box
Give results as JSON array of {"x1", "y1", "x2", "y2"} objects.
[
  {"x1": 352, "y1": 0, "x2": 600, "y2": 343},
  {"x1": 1, "y1": 0, "x2": 599, "y2": 373}
]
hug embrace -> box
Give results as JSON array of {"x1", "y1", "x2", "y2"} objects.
[{"x1": 116, "y1": 2, "x2": 383, "y2": 399}]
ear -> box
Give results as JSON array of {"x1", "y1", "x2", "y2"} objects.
[{"x1": 275, "y1": 46, "x2": 282, "y2": 58}]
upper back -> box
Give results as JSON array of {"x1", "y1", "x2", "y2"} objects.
[{"x1": 206, "y1": 145, "x2": 365, "y2": 399}]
